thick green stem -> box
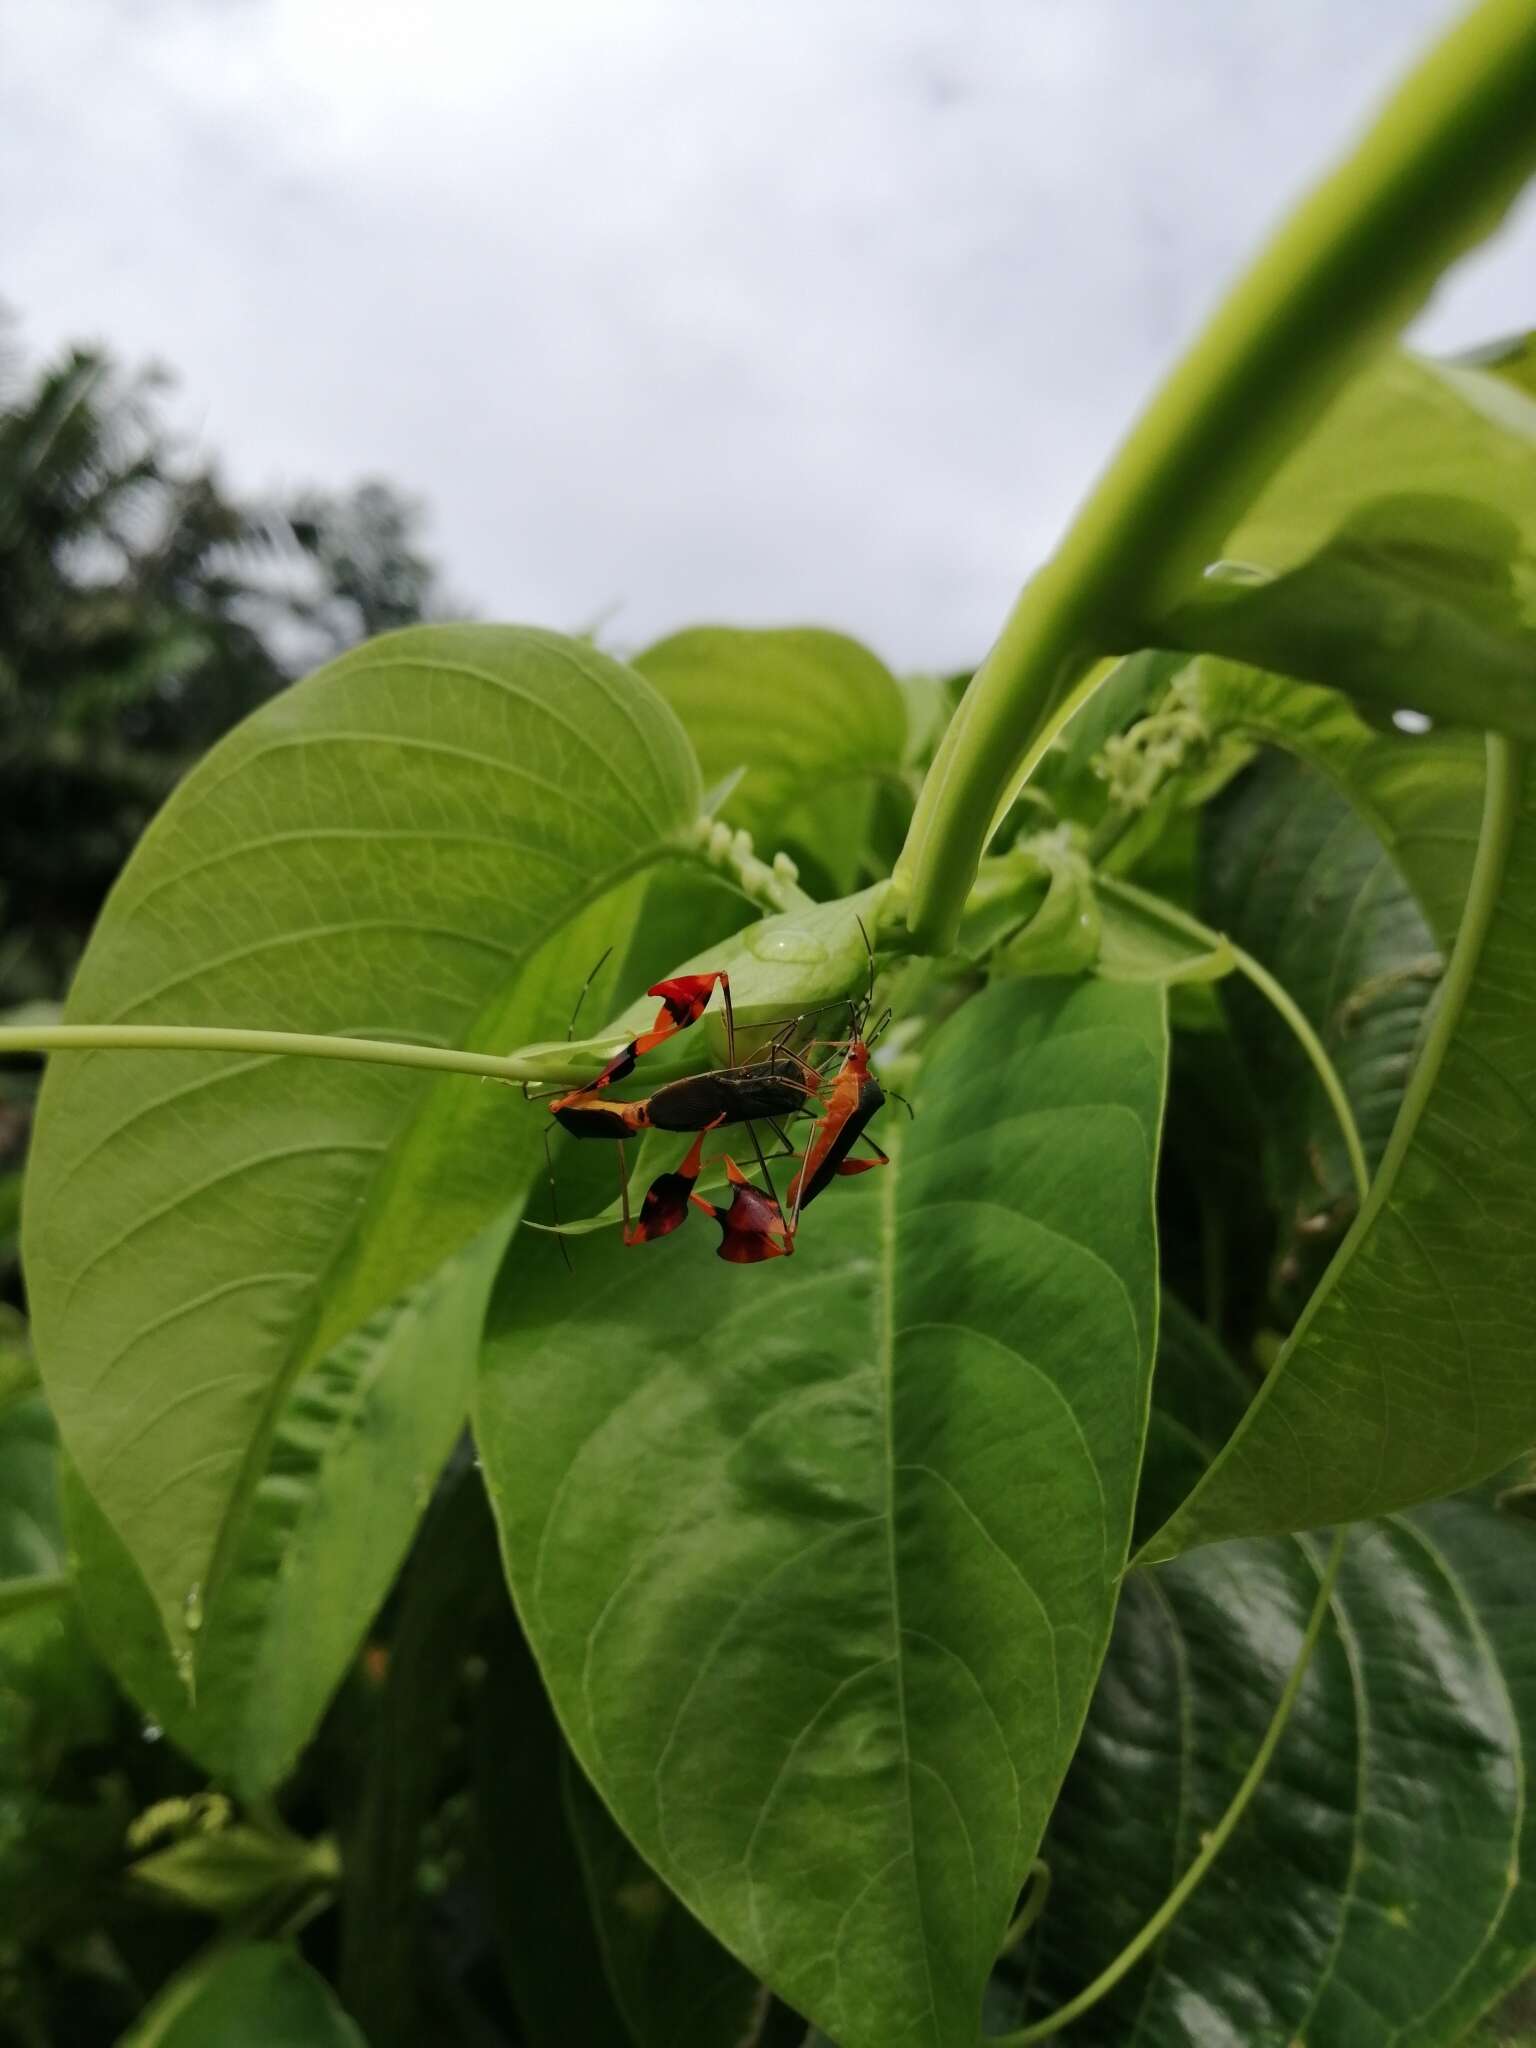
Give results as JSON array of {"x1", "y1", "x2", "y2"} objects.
[
  {"x1": 0, "y1": 1024, "x2": 554, "y2": 1085},
  {"x1": 992, "y1": 1530, "x2": 1346, "y2": 2044},
  {"x1": 899, "y1": 0, "x2": 1536, "y2": 952}
]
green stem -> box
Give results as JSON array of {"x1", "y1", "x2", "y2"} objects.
[
  {"x1": 1228, "y1": 943, "x2": 1371, "y2": 1210},
  {"x1": 991, "y1": 1530, "x2": 1346, "y2": 2045},
  {"x1": 1091, "y1": 878, "x2": 1371, "y2": 1206},
  {"x1": 0, "y1": 1570, "x2": 73, "y2": 1622},
  {"x1": 983, "y1": 657, "x2": 1118, "y2": 851},
  {"x1": 898, "y1": 0, "x2": 1536, "y2": 952},
  {"x1": 0, "y1": 1024, "x2": 555, "y2": 1086},
  {"x1": 1000, "y1": 1861, "x2": 1052, "y2": 1955}
]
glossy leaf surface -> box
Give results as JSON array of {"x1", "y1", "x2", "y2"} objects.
[
  {"x1": 478, "y1": 977, "x2": 1167, "y2": 2048},
  {"x1": 1037, "y1": 1495, "x2": 1536, "y2": 2046},
  {"x1": 22, "y1": 624, "x2": 701, "y2": 1662},
  {"x1": 1173, "y1": 656, "x2": 1485, "y2": 947},
  {"x1": 635, "y1": 627, "x2": 906, "y2": 896},
  {"x1": 1143, "y1": 734, "x2": 1536, "y2": 1559},
  {"x1": 1202, "y1": 749, "x2": 1438, "y2": 1241}
]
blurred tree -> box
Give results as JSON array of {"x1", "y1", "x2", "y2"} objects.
[
  {"x1": 0, "y1": 321, "x2": 453, "y2": 1302},
  {"x1": 0, "y1": 322, "x2": 450, "y2": 1009}
]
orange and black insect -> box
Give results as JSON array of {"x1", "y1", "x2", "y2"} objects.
[
  {"x1": 538, "y1": 968, "x2": 817, "y2": 1259},
  {"x1": 689, "y1": 1156, "x2": 795, "y2": 1263},
  {"x1": 785, "y1": 922, "x2": 899, "y2": 1227},
  {"x1": 786, "y1": 1032, "x2": 889, "y2": 1223},
  {"x1": 581, "y1": 972, "x2": 733, "y2": 1095}
]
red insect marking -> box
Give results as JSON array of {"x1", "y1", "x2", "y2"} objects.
[
  {"x1": 588, "y1": 971, "x2": 729, "y2": 1090},
  {"x1": 623, "y1": 1128, "x2": 710, "y2": 1246},
  {"x1": 690, "y1": 1156, "x2": 791, "y2": 1263}
]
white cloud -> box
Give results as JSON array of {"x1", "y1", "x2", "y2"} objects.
[{"x1": 4, "y1": 0, "x2": 1532, "y2": 669}]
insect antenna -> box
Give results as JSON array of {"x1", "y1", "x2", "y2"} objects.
[
  {"x1": 855, "y1": 914, "x2": 877, "y2": 1029},
  {"x1": 567, "y1": 945, "x2": 614, "y2": 1040}
]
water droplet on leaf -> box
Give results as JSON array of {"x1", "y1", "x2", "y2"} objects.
[{"x1": 747, "y1": 925, "x2": 826, "y2": 967}]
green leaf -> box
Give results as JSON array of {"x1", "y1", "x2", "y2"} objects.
[
  {"x1": 1141, "y1": 734, "x2": 1536, "y2": 1560},
  {"x1": 128, "y1": 1822, "x2": 334, "y2": 1918},
  {"x1": 0, "y1": 1301, "x2": 37, "y2": 1411},
  {"x1": 476, "y1": 976, "x2": 1167, "y2": 2048},
  {"x1": 1171, "y1": 656, "x2": 1486, "y2": 948},
  {"x1": 1092, "y1": 877, "x2": 1234, "y2": 986},
  {"x1": 61, "y1": 1221, "x2": 510, "y2": 1794},
  {"x1": 123, "y1": 1942, "x2": 365, "y2": 2048},
  {"x1": 338, "y1": 1464, "x2": 509, "y2": 2048},
  {"x1": 1200, "y1": 748, "x2": 1439, "y2": 1265},
  {"x1": 1151, "y1": 348, "x2": 1536, "y2": 740},
  {"x1": 474, "y1": 1589, "x2": 636, "y2": 2048},
  {"x1": 22, "y1": 623, "x2": 702, "y2": 1664},
  {"x1": 1036, "y1": 1493, "x2": 1536, "y2": 2046},
  {"x1": 564, "y1": 1754, "x2": 767, "y2": 2048},
  {"x1": 634, "y1": 627, "x2": 906, "y2": 896},
  {"x1": 1132, "y1": 1296, "x2": 1253, "y2": 1547}
]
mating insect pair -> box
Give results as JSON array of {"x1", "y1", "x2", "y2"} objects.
[{"x1": 536, "y1": 956, "x2": 891, "y2": 1265}]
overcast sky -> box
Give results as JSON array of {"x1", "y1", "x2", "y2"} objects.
[{"x1": 5, "y1": 0, "x2": 1533, "y2": 671}]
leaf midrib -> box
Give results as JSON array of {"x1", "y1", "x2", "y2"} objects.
[{"x1": 877, "y1": 1133, "x2": 944, "y2": 2048}]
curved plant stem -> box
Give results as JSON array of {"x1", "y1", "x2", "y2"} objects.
[
  {"x1": 991, "y1": 1529, "x2": 1347, "y2": 2044},
  {"x1": 898, "y1": 0, "x2": 1536, "y2": 952},
  {"x1": 1228, "y1": 943, "x2": 1371, "y2": 1210},
  {"x1": 0, "y1": 1024, "x2": 561, "y2": 1086},
  {"x1": 1091, "y1": 877, "x2": 1371, "y2": 1208},
  {"x1": 1000, "y1": 1861, "x2": 1053, "y2": 1955}
]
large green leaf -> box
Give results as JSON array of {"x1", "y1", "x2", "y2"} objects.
[
  {"x1": 1149, "y1": 347, "x2": 1536, "y2": 740},
  {"x1": 477, "y1": 976, "x2": 1167, "y2": 2048},
  {"x1": 1141, "y1": 732, "x2": 1536, "y2": 1559},
  {"x1": 564, "y1": 1755, "x2": 768, "y2": 2048},
  {"x1": 1172, "y1": 657, "x2": 1485, "y2": 948},
  {"x1": 61, "y1": 1222, "x2": 509, "y2": 1794},
  {"x1": 634, "y1": 627, "x2": 906, "y2": 896},
  {"x1": 123, "y1": 1942, "x2": 364, "y2": 2048},
  {"x1": 22, "y1": 623, "x2": 702, "y2": 1665},
  {"x1": 1035, "y1": 1493, "x2": 1536, "y2": 2046},
  {"x1": 1201, "y1": 748, "x2": 1439, "y2": 1253}
]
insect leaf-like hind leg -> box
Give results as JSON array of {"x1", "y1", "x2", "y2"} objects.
[{"x1": 741, "y1": 1116, "x2": 795, "y2": 1256}]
